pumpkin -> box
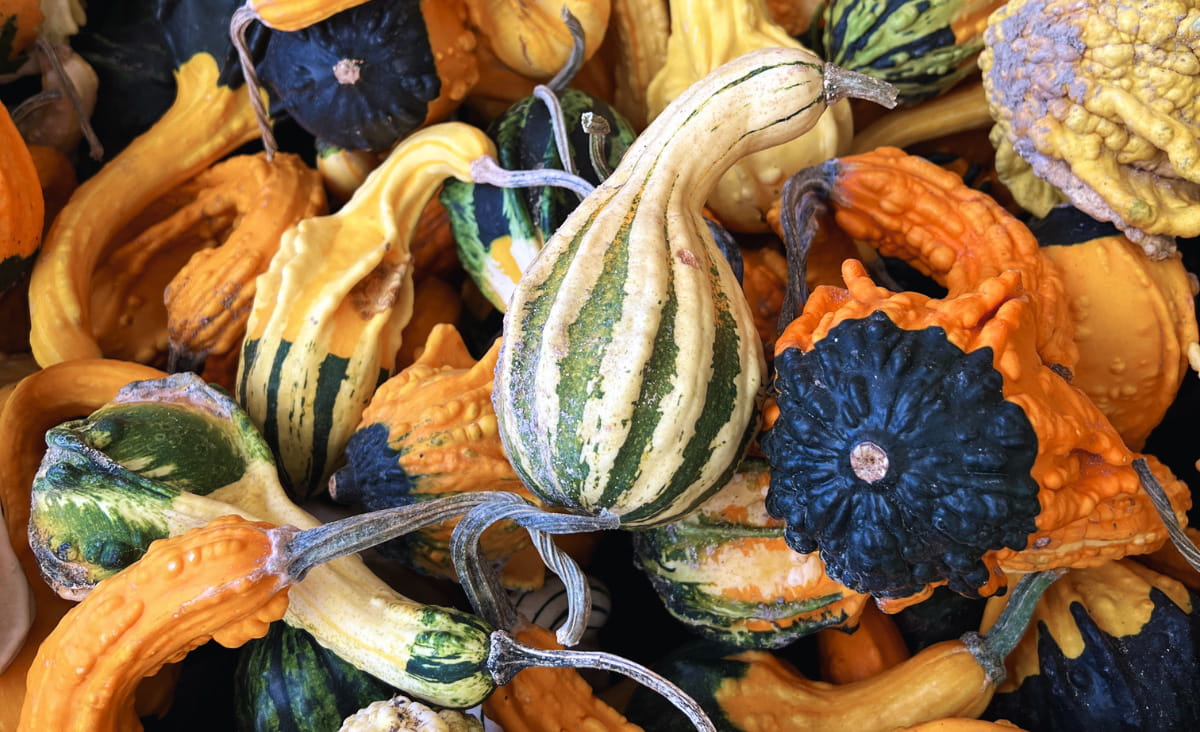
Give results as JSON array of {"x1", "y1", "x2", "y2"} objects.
[
  {"x1": 645, "y1": 0, "x2": 855, "y2": 232},
  {"x1": 631, "y1": 458, "x2": 870, "y2": 648},
  {"x1": 236, "y1": 122, "x2": 495, "y2": 500},
  {"x1": 762, "y1": 148, "x2": 1192, "y2": 607},
  {"x1": 330, "y1": 325, "x2": 546, "y2": 590},
  {"x1": 980, "y1": 0, "x2": 1200, "y2": 258},
  {"x1": 822, "y1": 0, "x2": 1005, "y2": 104},
  {"x1": 1029, "y1": 205, "x2": 1200, "y2": 450},
  {"x1": 0, "y1": 100, "x2": 44, "y2": 294},
  {"x1": 983, "y1": 560, "x2": 1200, "y2": 730},
  {"x1": 624, "y1": 570, "x2": 1063, "y2": 731},
  {"x1": 255, "y1": 0, "x2": 478, "y2": 152}
]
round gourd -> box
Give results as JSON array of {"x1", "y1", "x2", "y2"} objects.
[{"x1": 257, "y1": 0, "x2": 472, "y2": 151}]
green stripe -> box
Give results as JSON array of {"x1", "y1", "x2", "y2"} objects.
[
  {"x1": 621, "y1": 247, "x2": 747, "y2": 525},
  {"x1": 505, "y1": 201, "x2": 610, "y2": 506},
  {"x1": 307, "y1": 352, "x2": 352, "y2": 499}
]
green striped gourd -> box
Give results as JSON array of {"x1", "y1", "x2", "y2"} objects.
[
  {"x1": 492, "y1": 47, "x2": 897, "y2": 527},
  {"x1": 823, "y1": 0, "x2": 1005, "y2": 103},
  {"x1": 440, "y1": 88, "x2": 637, "y2": 311},
  {"x1": 30, "y1": 372, "x2": 496, "y2": 708},
  {"x1": 237, "y1": 122, "x2": 496, "y2": 500}
]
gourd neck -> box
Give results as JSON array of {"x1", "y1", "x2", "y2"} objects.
[{"x1": 666, "y1": 0, "x2": 793, "y2": 50}]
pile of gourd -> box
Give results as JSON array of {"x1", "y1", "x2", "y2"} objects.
[{"x1": 3, "y1": 0, "x2": 1200, "y2": 730}]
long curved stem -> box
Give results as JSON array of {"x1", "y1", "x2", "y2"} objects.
[
  {"x1": 488, "y1": 630, "x2": 716, "y2": 732},
  {"x1": 777, "y1": 160, "x2": 837, "y2": 331},
  {"x1": 532, "y1": 85, "x2": 578, "y2": 178},
  {"x1": 1135, "y1": 458, "x2": 1200, "y2": 571},
  {"x1": 229, "y1": 5, "x2": 277, "y2": 160}
]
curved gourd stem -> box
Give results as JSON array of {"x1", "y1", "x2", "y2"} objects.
[
  {"x1": 33, "y1": 39, "x2": 103, "y2": 160},
  {"x1": 777, "y1": 160, "x2": 835, "y2": 331},
  {"x1": 284, "y1": 491, "x2": 514, "y2": 580},
  {"x1": 450, "y1": 495, "x2": 619, "y2": 645},
  {"x1": 488, "y1": 630, "x2": 716, "y2": 732},
  {"x1": 470, "y1": 155, "x2": 595, "y2": 198},
  {"x1": 532, "y1": 85, "x2": 579, "y2": 178},
  {"x1": 545, "y1": 7, "x2": 586, "y2": 93},
  {"x1": 582, "y1": 111, "x2": 613, "y2": 179},
  {"x1": 1135, "y1": 457, "x2": 1200, "y2": 571},
  {"x1": 822, "y1": 63, "x2": 899, "y2": 110},
  {"x1": 229, "y1": 5, "x2": 277, "y2": 160},
  {"x1": 965, "y1": 568, "x2": 1066, "y2": 683}
]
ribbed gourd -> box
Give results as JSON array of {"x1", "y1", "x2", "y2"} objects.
[
  {"x1": 632, "y1": 458, "x2": 869, "y2": 648},
  {"x1": 762, "y1": 148, "x2": 1193, "y2": 608},
  {"x1": 493, "y1": 47, "x2": 897, "y2": 529},
  {"x1": 237, "y1": 122, "x2": 496, "y2": 500}
]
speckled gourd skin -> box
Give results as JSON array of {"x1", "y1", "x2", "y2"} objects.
[
  {"x1": 980, "y1": 0, "x2": 1200, "y2": 258},
  {"x1": 495, "y1": 47, "x2": 862, "y2": 527}
]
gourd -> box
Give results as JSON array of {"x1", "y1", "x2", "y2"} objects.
[
  {"x1": 822, "y1": 0, "x2": 1005, "y2": 104},
  {"x1": 339, "y1": 695, "x2": 483, "y2": 732},
  {"x1": 0, "y1": 358, "x2": 164, "y2": 731},
  {"x1": 441, "y1": 26, "x2": 638, "y2": 312},
  {"x1": 26, "y1": 372, "x2": 713, "y2": 729},
  {"x1": 624, "y1": 570, "x2": 1063, "y2": 731},
  {"x1": 980, "y1": 0, "x2": 1200, "y2": 259},
  {"x1": 1028, "y1": 205, "x2": 1200, "y2": 450},
  {"x1": 255, "y1": 0, "x2": 478, "y2": 152},
  {"x1": 848, "y1": 80, "x2": 992, "y2": 154},
  {"x1": 816, "y1": 602, "x2": 911, "y2": 683},
  {"x1": 493, "y1": 48, "x2": 898, "y2": 531},
  {"x1": 762, "y1": 148, "x2": 1192, "y2": 607},
  {"x1": 0, "y1": 100, "x2": 44, "y2": 293},
  {"x1": 330, "y1": 325, "x2": 545, "y2": 589},
  {"x1": 607, "y1": 0, "x2": 669, "y2": 130},
  {"x1": 0, "y1": 0, "x2": 41, "y2": 69},
  {"x1": 28, "y1": 0, "x2": 263, "y2": 367},
  {"x1": 237, "y1": 122, "x2": 496, "y2": 501},
  {"x1": 632, "y1": 458, "x2": 870, "y2": 648},
  {"x1": 480, "y1": 624, "x2": 640, "y2": 732},
  {"x1": 983, "y1": 560, "x2": 1200, "y2": 730},
  {"x1": 645, "y1": 0, "x2": 854, "y2": 232},
  {"x1": 234, "y1": 621, "x2": 396, "y2": 732},
  {"x1": 463, "y1": 0, "x2": 610, "y2": 80}
]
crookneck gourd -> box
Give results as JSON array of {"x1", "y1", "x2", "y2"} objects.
[
  {"x1": 762, "y1": 147, "x2": 1192, "y2": 608},
  {"x1": 983, "y1": 560, "x2": 1200, "y2": 731},
  {"x1": 632, "y1": 457, "x2": 870, "y2": 648},
  {"x1": 462, "y1": 0, "x2": 610, "y2": 80},
  {"x1": 28, "y1": 13, "x2": 262, "y2": 367},
  {"x1": 237, "y1": 121, "x2": 496, "y2": 501},
  {"x1": 624, "y1": 570, "x2": 1063, "y2": 732},
  {"x1": 24, "y1": 372, "x2": 713, "y2": 725},
  {"x1": 330, "y1": 324, "x2": 547, "y2": 590},
  {"x1": 493, "y1": 47, "x2": 897, "y2": 532},
  {"x1": 645, "y1": 0, "x2": 854, "y2": 232},
  {"x1": 822, "y1": 0, "x2": 1005, "y2": 104},
  {"x1": 980, "y1": 0, "x2": 1200, "y2": 258},
  {"x1": 1028, "y1": 205, "x2": 1200, "y2": 451},
  {"x1": 0, "y1": 100, "x2": 44, "y2": 293}
]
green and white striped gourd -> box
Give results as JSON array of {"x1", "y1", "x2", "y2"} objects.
[
  {"x1": 236, "y1": 122, "x2": 496, "y2": 500},
  {"x1": 492, "y1": 47, "x2": 897, "y2": 527}
]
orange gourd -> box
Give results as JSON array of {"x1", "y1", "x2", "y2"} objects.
[
  {"x1": 0, "y1": 101, "x2": 44, "y2": 294},
  {"x1": 763, "y1": 148, "x2": 1191, "y2": 609},
  {"x1": 817, "y1": 601, "x2": 911, "y2": 684}
]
